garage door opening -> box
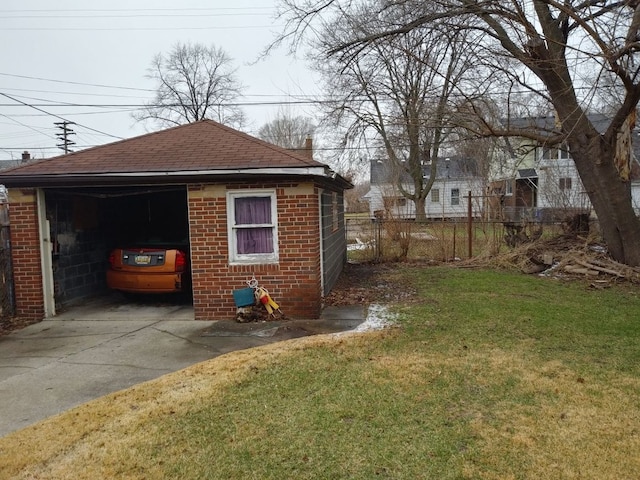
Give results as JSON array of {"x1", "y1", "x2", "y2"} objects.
[{"x1": 43, "y1": 186, "x2": 192, "y2": 311}]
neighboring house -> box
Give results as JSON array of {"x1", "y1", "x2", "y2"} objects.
[
  {"x1": 488, "y1": 114, "x2": 640, "y2": 222},
  {"x1": 365, "y1": 157, "x2": 485, "y2": 219},
  {"x1": 0, "y1": 151, "x2": 35, "y2": 174},
  {"x1": 0, "y1": 120, "x2": 351, "y2": 322}
]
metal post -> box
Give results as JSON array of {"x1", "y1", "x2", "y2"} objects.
[{"x1": 467, "y1": 191, "x2": 473, "y2": 258}]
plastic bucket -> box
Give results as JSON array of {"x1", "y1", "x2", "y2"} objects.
[{"x1": 233, "y1": 288, "x2": 255, "y2": 307}]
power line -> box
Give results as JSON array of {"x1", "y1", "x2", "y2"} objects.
[
  {"x1": 1, "y1": 87, "x2": 152, "y2": 99},
  {"x1": 0, "y1": 7, "x2": 275, "y2": 13},
  {"x1": 0, "y1": 91, "x2": 123, "y2": 140},
  {"x1": 0, "y1": 72, "x2": 154, "y2": 92},
  {"x1": 1, "y1": 25, "x2": 279, "y2": 32},
  {"x1": 2, "y1": 13, "x2": 270, "y2": 19}
]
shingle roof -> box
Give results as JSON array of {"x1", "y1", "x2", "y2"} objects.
[
  {"x1": 0, "y1": 119, "x2": 326, "y2": 177},
  {"x1": 370, "y1": 156, "x2": 480, "y2": 184}
]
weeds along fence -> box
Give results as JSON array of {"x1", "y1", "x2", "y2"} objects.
[
  {"x1": 346, "y1": 217, "x2": 568, "y2": 263},
  {"x1": 346, "y1": 199, "x2": 572, "y2": 263}
]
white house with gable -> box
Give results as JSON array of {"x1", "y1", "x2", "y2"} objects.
[{"x1": 365, "y1": 157, "x2": 485, "y2": 219}]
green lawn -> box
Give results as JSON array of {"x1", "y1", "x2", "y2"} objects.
[{"x1": 2, "y1": 266, "x2": 640, "y2": 479}]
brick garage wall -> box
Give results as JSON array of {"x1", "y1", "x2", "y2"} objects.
[
  {"x1": 188, "y1": 182, "x2": 322, "y2": 320},
  {"x1": 7, "y1": 189, "x2": 44, "y2": 320}
]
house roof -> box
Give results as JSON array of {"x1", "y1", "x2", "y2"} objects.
[
  {"x1": 370, "y1": 156, "x2": 480, "y2": 185},
  {"x1": 504, "y1": 113, "x2": 640, "y2": 157},
  {"x1": 503, "y1": 113, "x2": 611, "y2": 134},
  {"x1": 0, "y1": 120, "x2": 351, "y2": 189}
]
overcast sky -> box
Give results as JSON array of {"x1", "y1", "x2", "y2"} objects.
[{"x1": 0, "y1": 1, "x2": 320, "y2": 162}]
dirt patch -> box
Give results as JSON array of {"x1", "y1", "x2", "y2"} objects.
[
  {"x1": 323, "y1": 261, "x2": 418, "y2": 306},
  {"x1": 0, "y1": 317, "x2": 40, "y2": 338}
]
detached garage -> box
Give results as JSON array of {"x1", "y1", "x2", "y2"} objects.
[{"x1": 0, "y1": 120, "x2": 351, "y2": 322}]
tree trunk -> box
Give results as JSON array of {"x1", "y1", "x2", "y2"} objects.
[
  {"x1": 414, "y1": 196, "x2": 427, "y2": 222},
  {"x1": 569, "y1": 136, "x2": 640, "y2": 266}
]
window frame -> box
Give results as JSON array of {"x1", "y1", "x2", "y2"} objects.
[
  {"x1": 431, "y1": 188, "x2": 440, "y2": 203},
  {"x1": 451, "y1": 188, "x2": 460, "y2": 206},
  {"x1": 542, "y1": 142, "x2": 570, "y2": 161},
  {"x1": 227, "y1": 189, "x2": 279, "y2": 265},
  {"x1": 505, "y1": 180, "x2": 513, "y2": 196},
  {"x1": 559, "y1": 177, "x2": 572, "y2": 191}
]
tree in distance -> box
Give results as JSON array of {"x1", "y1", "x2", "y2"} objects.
[
  {"x1": 134, "y1": 42, "x2": 245, "y2": 129},
  {"x1": 258, "y1": 113, "x2": 316, "y2": 149}
]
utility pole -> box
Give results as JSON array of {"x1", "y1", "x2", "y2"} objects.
[{"x1": 54, "y1": 121, "x2": 76, "y2": 154}]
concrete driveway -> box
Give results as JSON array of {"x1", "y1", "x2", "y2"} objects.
[{"x1": 0, "y1": 297, "x2": 365, "y2": 437}]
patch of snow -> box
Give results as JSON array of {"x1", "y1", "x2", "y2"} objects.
[
  {"x1": 352, "y1": 304, "x2": 396, "y2": 332},
  {"x1": 539, "y1": 262, "x2": 561, "y2": 277},
  {"x1": 347, "y1": 238, "x2": 375, "y2": 251},
  {"x1": 589, "y1": 244, "x2": 607, "y2": 254}
]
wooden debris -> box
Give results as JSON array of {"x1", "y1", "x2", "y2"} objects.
[
  {"x1": 465, "y1": 231, "x2": 640, "y2": 284},
  {"x1": 574, "y1": 259, "x2": 625, "y2": 278},
  {"x1": 564, "y1": 264, "x2": 599, "y2": 276}
]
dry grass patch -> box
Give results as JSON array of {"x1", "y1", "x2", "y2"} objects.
[
  {"x1": 1, "y1": 265, "x2": 640, "y2": 479},
  {"x1": 0, "y1": 334, "x2": 351, "y2": 480}
]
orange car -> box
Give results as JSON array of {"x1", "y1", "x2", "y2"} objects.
[{"x1": 107, "y1": 247, "x2": 190, "y2": 294}]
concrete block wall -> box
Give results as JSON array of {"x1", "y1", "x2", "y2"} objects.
[
  {"x1": 188, "y1": 182, "x2": 322, "y2": 320},
  {"x1": 46, "y1": 193, "x2": 108, "y2": 307}
]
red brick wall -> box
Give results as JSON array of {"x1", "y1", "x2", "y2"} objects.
[
  {"x1": 8, "y1": 189, "x2": 45, "y2": 320},
  {"x1": 188, "y1": 182, "x2": 322, "y2": 320}
]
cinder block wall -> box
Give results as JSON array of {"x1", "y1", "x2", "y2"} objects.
[
  {"x1": 45, "y1": 192, "x2": 108, "y2": 307},
  {"x1": 7, "y1": 189, "x2": 44, "y2": 320},
  {"x1": 188, "y1": 182, "x2": 322, "y2": 320}
]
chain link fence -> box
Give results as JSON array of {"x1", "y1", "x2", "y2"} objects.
[{"x1": 346, "y1": 195, "x2": 581, "y2": 263}]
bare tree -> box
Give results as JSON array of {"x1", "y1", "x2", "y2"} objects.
[
  {"x1": 277, "y1": 0, "x2": 640, "y2": 265},
  {"x1": 134, "y1": 42, "x2": 245, "y2": 128},
  {"x1": 258, "y1": 112, "x2": 316, "y2": 149},
  {"x1": 309, "y1": 3, "x2": 478, "y2": 221}
]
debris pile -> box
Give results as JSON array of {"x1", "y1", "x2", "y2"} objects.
[{"x1": 469, "y1": 233, "x2": 640, "y2": 285}]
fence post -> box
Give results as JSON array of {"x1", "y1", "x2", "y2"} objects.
[
  {"x1": 375, "y1": 219, "x2": 382, "y2": 261},
  {"x1": 467, "y1": 191, "x2": 473, "y2": 258}
]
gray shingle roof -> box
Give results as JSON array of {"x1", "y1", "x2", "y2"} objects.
[{"x1": 370, "y1": 156, "x2": 479, "y2": 184}]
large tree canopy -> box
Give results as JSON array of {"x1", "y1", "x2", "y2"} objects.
[
  {"x1": 134, "y1": 42, "x2": 245, "y2": 129},
  {"x1": 310, "y1": 3, "x2": 480, "y2": 221},
  {"x1": 278, "y1": 0, "x2": 640, "y2": 265}
]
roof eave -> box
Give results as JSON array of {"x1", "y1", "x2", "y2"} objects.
[{"x1": 0, "y1": 167, "x2": 353, "y2": 190}]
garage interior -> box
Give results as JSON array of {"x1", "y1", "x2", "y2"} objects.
[{"x1": 43, "y1": 186, "x2": 191, "y2": 310}]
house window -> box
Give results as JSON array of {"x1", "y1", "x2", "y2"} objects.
[
  {"x1": 505, "y1": 180, "x2": 513, "y2": 196},
  {"x1": 227, "y1": 190, "x2": 279, "y2": 264},
  {"x1": 542, "y1": 142, "x2": 570, "y2": 161},
  {"x1": 431, "y1": 188, "x2": 440, "y2": 203},
  {"x1": 559, "y1": 177, "x2": 572, "y2": 190},
  {"x1": 451, "y1": 188, "x2": 460, "y2": 206}
]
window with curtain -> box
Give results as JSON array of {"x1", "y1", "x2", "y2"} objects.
[{"x1": 227, "y1": 191, "x2": 278, "y2": 264}]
